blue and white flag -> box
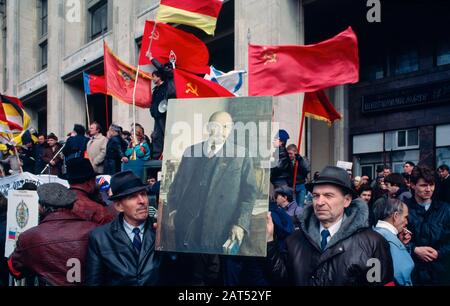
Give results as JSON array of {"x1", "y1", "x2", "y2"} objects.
[{"x1": 204, "y1": 66, "x2": 246, "y2": 96}]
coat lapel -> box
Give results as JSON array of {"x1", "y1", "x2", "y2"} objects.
[
  {"x1": 111, "y1": 215, "x2": 139, "y2": 256},
  {"x1": 138, "y1": 220, "x2": 156, "y2": 271}
]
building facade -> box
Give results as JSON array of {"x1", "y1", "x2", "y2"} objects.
[{"x1": 2, "y1": 0, "x2": 447, "y2": 176}]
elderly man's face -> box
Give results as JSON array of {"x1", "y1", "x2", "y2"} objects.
[
  {"x1": 207, "y1": 112, "x2": 233, "y2": 145},
  {"x1": 312, "y1": 184, "x2": 352, "y2": 227},
  {"x1": 115, "y1": 190, "x2": 149, "y2": 226},
  {"x1": 393, "y1": 204, "x2": 409, "y2": 233}
]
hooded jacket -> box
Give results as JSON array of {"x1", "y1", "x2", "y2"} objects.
[{"x1": 268, "y1": 198, "x2": 394, "y2": 285}]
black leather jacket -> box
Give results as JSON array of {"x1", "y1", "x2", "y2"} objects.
[
  {"x1": 270, "y1": 145, "x2": 292, "y2": 186},
  {"x1": 268, "y1": 199, "x2": 394, "y2": 286},
  {"x1": 85, "y1": 214, "x2": 161, "y2": 286}
]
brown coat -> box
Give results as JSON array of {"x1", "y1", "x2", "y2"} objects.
[
  {"x1": 8, "y1": 210, "x2": 98, "y2": 286},
  {"x1": 70, "y1": 183, "x2": 115, "y2": 225},
  {"x1": 42, "y1": 144, "x2": 63, "y2": 175}
]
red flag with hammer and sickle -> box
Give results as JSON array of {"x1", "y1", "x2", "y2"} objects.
[
  {"x1": 174, "y1": 69, "x2": 234, "y2": 98},
  {"x1": 139, "y1": 21, "x2": 210, "y2": 75},
  {"x1": 249, "y1": 27, "x2": 359, "y2": 96}
]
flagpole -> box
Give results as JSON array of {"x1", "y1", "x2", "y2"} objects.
[
  {"x1": 105, "y1": 94, "x2": 109, "y2": 130},
  {"x1": 131, "y1": 66, "x2": 140, "y2": 143},
  {"x1": 84, "y1": 93, "x2": 91, "y2": 126},
  {"x1": 131, "y1": 20, "x2": 158, "y2": 144},
  {"x1": 9, "y1": 133, "x2": 23, "y2": 174},
  {"x1": 292, "y1": 98, "x2": 306, "y2": 189}
]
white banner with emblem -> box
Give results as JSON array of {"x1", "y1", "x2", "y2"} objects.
[
  {"x1": 0, "y1": 172, "x2": 69, "y2": 197},
  {"x1": 4, "y1": 190, "x2": 40, "y2": 258}
]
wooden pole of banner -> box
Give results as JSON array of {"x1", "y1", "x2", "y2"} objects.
[
  {"x1": 292, "y1": 99, "x2": 306, "y2": 189},
  {"x1": 131, "y1": 66, "x2": 140, "y2": 144},
  {"x1": 9, "y1": 133, "x2": 23, "y2": 174},
  {"x1": 84, "y1": 93, "x2": 91, "y2": 126}
]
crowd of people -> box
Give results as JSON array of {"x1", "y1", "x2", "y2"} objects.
[
  {"x1": 0, "y1": 121, "x2": 160, "y2": 179},
  {"x1": 0, "y1": 122, "x2": 449, "y2": 286}
]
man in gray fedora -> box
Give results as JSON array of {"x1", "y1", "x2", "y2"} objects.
[
  {"x1": 266, "y1": 166, "x2": 394, "y2": 285},
  {"x1": 85, "y1": 170, "x2": 160, "y2": 286}
]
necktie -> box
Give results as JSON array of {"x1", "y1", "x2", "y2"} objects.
[
  {"x1": 132, "y1": 227, "x2": 142, "y2": 253},
  {"x1": 320, "y1": 229, "x2": 330, "y2": 251},
  {"x1": 208, "y1": 143, "x2": 216, "y2": 158}
]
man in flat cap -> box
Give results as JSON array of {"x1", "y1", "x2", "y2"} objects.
[
  {"x1": 267, "y1": 166, "x2": 394, "y2": 285},
  {"x1": 85, "y1": 170, "x2": 161, "y2": 286},
  {"x1": 8, "y1": 183, "x2": 98, "y2": 286}
]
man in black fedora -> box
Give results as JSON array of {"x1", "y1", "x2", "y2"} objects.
[
  {"x1": 266, "y1": 166, "x2": 394, "y2": 285},
  {"x1": 85, "y1": 170, "x2": 161, "y2": 286}
]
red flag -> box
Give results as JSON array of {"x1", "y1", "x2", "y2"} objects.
[
  {"x1": 139, "y1": 21, "x2": 210, "y2": 74},
  {"x1": 104, "y1": 42, "x2": 152, "y2": 108},
  {"x1": 83, "y1": 72, "x2": 106, "y2": 95},
  {"x1": 304, "y1": 90, "x2": 342, "y2": 124},
  {"x1": 174, "y1": 69, "x2": 234, "y2": 98},
  {"x1": 156, "y1": 0, "x2": 224, "y2": 35},
  {"x1": 249, "y1": 27, "x2": 359, "y2": 96}
]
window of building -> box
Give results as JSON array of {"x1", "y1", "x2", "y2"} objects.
[
  {"x1": 40, "y1": 0, "x2": 48, "y2": 37},
  {"x1": 40, "y1": 40, "x2": 47, "y2": 69},
  {"x1": 360, "y1": 164, "x2": 374, "y2": 179},
  {"x1": 90, "y1": 1, "x2": 108, "y2": 40},
  {"x1": 394, "y1": 49, "x2": 419, "y2": 75},
  {"x1": 385, "y1": 129, "x2": 419, "y2": 150},
  {"x1": 436, "y1": 124, "x2": 450, "y2": 167},
  {"x1": 437, "y1": 42, "x2": 450, "y2": 66}
]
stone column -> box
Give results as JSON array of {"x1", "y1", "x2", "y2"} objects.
[
  {"x1": 111, "y1": 0, "x2": 136, "y2": 131},
  {"x1": 235, "y1": 0, "x2": 305, "y2": 152},
  {"x1": 5, "y1": 0, "x2": 19, "y2": 94},
  {"x1": 419, "y1": 125, "x2": 435, "y2": 168},
  {"x1": 332, "y1": 85, "x2": 349, "y2": 165}
]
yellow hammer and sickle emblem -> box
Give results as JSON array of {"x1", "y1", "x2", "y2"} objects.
[
  {"x1": 262, "y1": 51, "x2": 277, "y2": 65},
  {"x1": 185, "y1": 83, "x2": 199, "y2": 96}
]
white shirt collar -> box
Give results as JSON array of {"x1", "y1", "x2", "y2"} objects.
[
  {"x1": 123, "y1": 218, "x2": 145, "y2": 239},
  {"x1": 207, "y1": 139, "x2": 225, "y2": 156},
  {"x1": 320, "y1": 217, "x2": 343, "y2": 240},
  {"x1": 375, "y1": 220, "x2": 398, "y2": 235}
]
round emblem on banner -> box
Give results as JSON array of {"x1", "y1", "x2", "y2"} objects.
[{"x1": 16, "y1": 200, "x2": 29, "y2": 229}]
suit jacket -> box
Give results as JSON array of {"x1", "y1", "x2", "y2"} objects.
[
  {"x1": 85, "y1": 214, "x2": 160, "y2": 286},
  {"x1": 166, "y1": 141, "x2": 257, "y2": 253},
  {"x1": 87, "y1": 134, "x2": 107, "y2": 174}
]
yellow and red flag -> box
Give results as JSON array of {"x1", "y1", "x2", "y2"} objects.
[
  {"x1": 304, "y1": 90, "x2": 342, "y2": 124},
  {"x1": 156, "y1": 0, "x2": 224, "y2": 35},
  {"x1": 0, "y1": 95, "x2": 31, "y2": 133},
  {"x1": 174, "y1": 69, "x2": 234, "y2": 98},
  {"x1": 104, "y1": 42, "x2": 153, "y2": 108}
]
